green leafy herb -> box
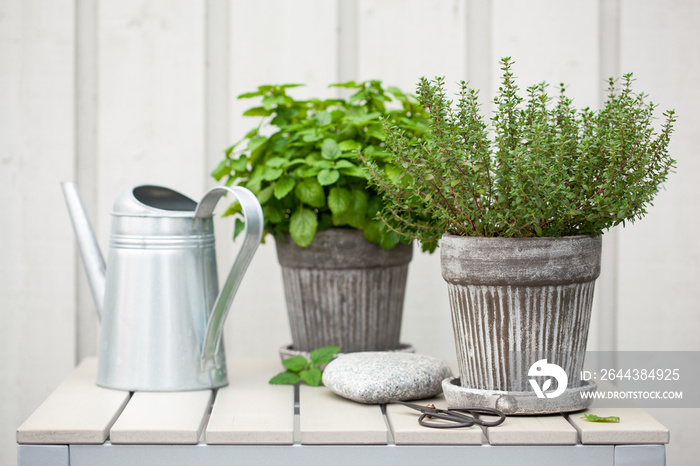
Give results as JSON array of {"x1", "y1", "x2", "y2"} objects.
[
  {"x1": 580, "y1": 413, "x2": 620, "y2": 423},
  {"x1": 212, "y1": 80, "x2": 429, "y2": 249},
  {"x1": 362, "y1": 57, "x2": 676, "y2": 251},
  {"x1": 269, "y1": 345, "x2": 340, "y2": 386}
]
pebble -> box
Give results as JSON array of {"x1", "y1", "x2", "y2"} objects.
[{"x1": 322, "y1": 352, "x2": 452, "y2": 404}]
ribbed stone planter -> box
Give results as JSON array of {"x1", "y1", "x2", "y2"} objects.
[
  {"x1": 276, "y1": 228, "x2": 413, "y2": 353},
  {"x1": 440, "y1": 234, "x2": 601, "y2": 414}
]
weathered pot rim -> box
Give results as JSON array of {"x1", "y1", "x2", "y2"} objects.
[
  {"x1": 276, "y1": 228, "x2": 413, "y2": 269},
  {"x1": 441, "y1": 376, "x2": 596, "y2": 415},
  {"x1": 440, "y1": 233, "x2": 602, "y2": 286}
]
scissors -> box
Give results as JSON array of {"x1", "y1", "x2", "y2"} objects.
[{"x1": 391, "y1": 401, "x2": 506, "y2": 429}]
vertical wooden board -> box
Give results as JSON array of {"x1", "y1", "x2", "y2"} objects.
[
  {"x1": 615, "y1": 3, "x2": 700, "y2": 463},
  {"x1": 484, "y1": 414, "x2": 578, "y2": 445},
  {"x1": 492, "y1": 0, "x2": 600, "y2": 109},
  {"x1": 206, "y1": 359, "x2": 294, "y2": 444},
  {"x1": 0, "y1": 1, "x2": 77, "y2": 465},
  {"x1": 356, "y1": 0, "x2": 466, "y2": 363},
  {"x1": 96, "y1": 0, "x2": 207, "y2": 244},
  {"x1": 385, "y1": 396, "x2": 485, "y2": 445},
  {"x1": 299, "y1": 386, "x2": 388, "y2": 444},
  {"x1": 357, "y1": 0, "x2": 468, "y2": 93},
  {"x1": 75, "y1": 0, "x2": 101, "y2": 361},
  {"x1": 110, "y1": 390, "x2": 213, "y2": 444},
  {"x1": 228, "y1": 0, "x2": 338, "y2": 140},
  {"x1": 567, "y1": 408, "x2": 669, "y2": 445},
  {"x1": 16, "y1": 358, "x2": 130, "y2": 444},
  {"x1": 222, "y1": 0, "x2": 338, "y2": 360},
  {"x1": 615, "y1": 1, "x2": 700, "y2": 351}
]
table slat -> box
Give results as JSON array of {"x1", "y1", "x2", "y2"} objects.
[
  {"x1": 566, "y1": 408, "x2": 669, "y2": 445},
  {"x1": 484, "y1": 414, "x2": 578, "y2": 445},
  {"x1": 299, "y1": 386, "x2": 387, "y2": 444},
  {"x1": 205, "y1": 359, "x2": 294, "y2": 444},
  {"x1": 385, "y1": 396, "x2": 484, "y2": 445},
  {"x1": 110, "y1": 390, "x2": 212, "y2": 444},
  {"x1": 16, "y1": 358, "x2": 130, "y2": 444}
]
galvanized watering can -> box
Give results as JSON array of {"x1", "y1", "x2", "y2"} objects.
[{"x1": 62, "y1": 182, "x2": 263, "y2": 391}]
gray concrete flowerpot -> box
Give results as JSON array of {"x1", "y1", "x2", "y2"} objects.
[
  {"x1": 276, "y1": 228, "x2": 413, "y2": 353},
  {"x1": 440, "y1": 234, "x2": 602, "y2": 414}
]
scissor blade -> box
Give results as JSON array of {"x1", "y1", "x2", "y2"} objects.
[{"x1": 389, "y1": 400, "x2": 437, "y2": 414}]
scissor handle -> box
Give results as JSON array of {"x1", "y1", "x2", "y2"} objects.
[
  {"x1": 449, "y1": 406, "x2": 507, "y2": 427},
  {"x1": 391, "y1": 401, "x2": 507, "y2": 429},
  {"x1": 418, "y1": 412, "x2": 476, "y2": 428}
]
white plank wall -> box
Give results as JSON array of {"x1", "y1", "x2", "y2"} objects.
[
  {"x1": 0, "y1": 0, "x2": 78, "y2": 462},
  {"x1": 2, "y1": 1, "x2": 699, "y2": 465}
]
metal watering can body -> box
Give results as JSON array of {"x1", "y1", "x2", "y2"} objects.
[{"x1": 62, "y1": 183, "x2": 263, "y2": 391}]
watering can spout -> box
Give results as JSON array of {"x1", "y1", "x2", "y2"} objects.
[{"x1": 61, "y1": 182, "x2": 105, "y2": 321}]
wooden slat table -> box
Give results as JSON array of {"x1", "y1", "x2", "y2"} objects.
[{"x1": 17, "y1": 358, "x2": 669, "y2": 466}]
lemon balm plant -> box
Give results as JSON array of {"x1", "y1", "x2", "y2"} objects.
[
  {"x1": 212, "y1": 81, "x2": 429, "y2": 248},
  {"x1": 212, "y1": 81, "x2": 429, "y2": 355},
  {"x1": 363, "y1": 58, "x2": 676, "y2": 414}
]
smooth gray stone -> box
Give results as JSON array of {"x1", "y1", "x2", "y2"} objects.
[{"x1": 322, "y1": 352, "x2": 452, "y2": 404}]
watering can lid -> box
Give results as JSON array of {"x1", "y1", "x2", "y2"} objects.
[{"x1": 112, "y1": 185, "x2": 198, "y2": 216}]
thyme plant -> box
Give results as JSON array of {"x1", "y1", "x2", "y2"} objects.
[{"x1": 364, "y1": 58, "x2": 676, "y2": 251}]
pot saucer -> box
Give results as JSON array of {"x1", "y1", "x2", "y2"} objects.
[
  {"x1": 279, "y1": 343, "x2": 415, "y2": 369},
  {"x1": 441, "y1": 376, "x2": 597, "y2": 415}
]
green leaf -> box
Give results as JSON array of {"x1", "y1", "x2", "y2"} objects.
[
  {"x1": 295, "y1": 178, "x2": 326, "y2": 208},
  {"x1": 334, "y1": 159, "x2": 357, "y2": 169},
  {"x1": 233, "y1": 218, "x2": 245, "y2": 240},
  {"x1": 257, "y1": 185, "x2": 274, "y2": 204},
  {"x1": 263, "y1": 204, "x2": 283, "y2": 223},
  {"x1": 315, "y1": 110, "x2": 332, "y2": 126},
  {"x1": 237, "y1": 91, "x2": 263, "y2": 99},
  {"x1": 311, "y1": 159, "x2": 334, "y2": 169},
  {"x1": 269, "y1": 370, "x2": 301, "y2": 385},
  {"x1": 338, "y1": 140, "x2": 362, "y2": 152},
  {"x1": 262, "y1": 95, "x2": 286, "y2": 110},
  {"x1": 580, "y1": 413, "x2": 620, "y2": 423},
  {"x1": 318, "y1": 212, "x2": 333, "y2": 231},
  {"x1": 242, "y1": 107, "x2": 274, "y2": 117},
  {"x1": 309, "y1": 346, "x2": 340, "y2": 365},
  {"x1": 290, "y1": 208, "x2": 318, "y2": 247},
  {"x1": 367, "y1": 196, "x2": 383, "y2": 218},
  {"x1": 333, "y1": 188, "x2": 368, "y2": 228},
  {"x1": 211, "y1": 160, "x2": 229, "y2": 181},
  {"x1": 273, "y1": 176, "x2": 296, "y2": 199},
  {"x1": 247, "y1": 136, "x2": 268, "y2": 153},
  {"x1": 328, "y1": 187, "x2": 352, "y2": 215},
  {"x1": 222, "y1": 201, "x2": 241, "y2": 218},
  {"x1": 262, "y1": 167, "x2": 284, "y2": 181},
  {"x1": 363, "y1": 220, "x2": 382, "y2": 244},
  {"x1": 318, "y1": 169, "x2": 340, "y2": 186},
  {"x1": 282, "y1": 355, "x2": 307, "y2": 372},
  {"x1": 321, "y1": 138, "x2": 342, "y2": 160},
  {"x1": 339, "y1": 166, "x2": 367, "y2": 178},
  {"x1": 300, "y1": 368, "x2": 323, "y2": 386},
  {"x1": 230, "y1": 154, "x2": 248, "y2": 172},
  {"x1": 379, "y1": 228, "x2": 401, "y2": 249},
  {"x1": 266, "y1": 157, "x2": 289, "y2": 168},
  {"x1": 330, "y1": 80, "x2": 360, "y2": 89}
]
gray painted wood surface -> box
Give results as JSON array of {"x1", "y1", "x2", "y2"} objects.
[{"x1": 4, "y1": 1, "x2": 700, "y2": 465}]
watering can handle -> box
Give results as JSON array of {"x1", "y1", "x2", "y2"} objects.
[{"x1": 194, "y1": 186, "x2": 264, "y2": 369}]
